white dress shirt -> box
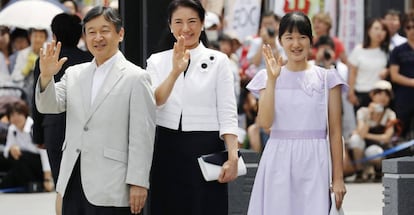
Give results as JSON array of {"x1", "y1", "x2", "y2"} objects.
[
  {"x1": 390, "y1": 33, "x2": 407, "y2": 51},
  {"x1": 90, "y1": 52, "x2": 120, "y2": 104}
]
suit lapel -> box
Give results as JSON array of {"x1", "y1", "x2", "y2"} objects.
[{"x1": 86, "y1": 55, "x2": 126, "y2": 120}]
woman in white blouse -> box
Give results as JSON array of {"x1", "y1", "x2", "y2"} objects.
[
  {"x1": 347, "y1": 18, "x2": 390, "y2": 112},
  {"x1": 0, "y1": 100, "x2": 53, "y2": 192},
  {"x1": 146, "y1": 0, "x2": 239, "y2": 214}
]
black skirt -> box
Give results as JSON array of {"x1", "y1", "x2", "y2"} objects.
[{"x1": 150, "y1": 126, "x2": 228, "y2": 215}]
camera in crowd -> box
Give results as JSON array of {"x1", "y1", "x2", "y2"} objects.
[
  {"x1": 323, "y1": 49, "x2": 332, "y2": 61},
  {"x1": 267, "y1": 28, "x2": 275, "y2": 37}
]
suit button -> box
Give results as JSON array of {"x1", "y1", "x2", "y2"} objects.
[
  {"x1": 76, "y1": 149, "x2": 81, "y2": 153},
  {"x1": 84, "y1": 126, "x2": 88, "y2": 131}
]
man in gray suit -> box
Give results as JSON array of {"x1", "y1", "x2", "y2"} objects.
[{"x1": 35, "y1": 6, "x2": 155, "y2": 215}]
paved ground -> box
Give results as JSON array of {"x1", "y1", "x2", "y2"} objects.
[{"x1": 0, "y1": 182, "x2": 383, "y2": 215}]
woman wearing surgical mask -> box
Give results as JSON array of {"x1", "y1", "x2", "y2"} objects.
[{"x1": 204, "y1": 11, "x2": 220, "y2": 42}]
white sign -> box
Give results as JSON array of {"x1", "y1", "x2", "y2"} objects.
[{"x1": 223, "y1": 0, "x2": 262, "y2": 43}]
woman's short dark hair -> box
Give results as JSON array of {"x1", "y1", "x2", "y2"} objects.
[
  {"x1": 402, "y1": 11, "x2": 414, "y2": 28},
  {"x1": 52, "y1": 13, "x2": 82, "y2": 47},
  {"x1": 363, "y1": 18, "x2": 390, "y2": 53},
  {"x1": 6, "y1": 100, "x2": 29, "y2": 120},
  {"x1": 278, "y1": 11, "x2": 313, "y2": 44},
  {"x1": 157, "y1": 0, "x2": 208, "y2": 52},
  {"x1": 82, "y1": 6, "x2": 122, "y2": 33}
]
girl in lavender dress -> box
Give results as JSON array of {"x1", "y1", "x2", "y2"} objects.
[{"x1": 247, "y1": 12, "x2": 347, "y2": 215}]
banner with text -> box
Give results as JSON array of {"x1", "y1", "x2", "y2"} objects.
[
  {"x1": 223, "y1": 0, "x2": 262, "y2": 43},
  {"x1": 337, "y1": 0, "x2": 364, "y2": 53}
]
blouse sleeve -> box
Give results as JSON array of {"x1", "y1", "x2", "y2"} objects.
[
  {"x1": 146, "y1": 54, "x2": 162, "y2": 90},
  {"x1": 3, "y1": 125, "x2": 16, "y2": 158},
  {"x1": 327, "y1": 68, "x2": 349, "y2": 92},
  {"x1": 246, "y1": 69, "x2": 267, "y2": 98},
  {"x1": 348, "y1": 45, "x2": 361, "y2": 67}
]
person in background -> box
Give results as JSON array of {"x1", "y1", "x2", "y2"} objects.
[
  {"x1": 36, "y1": 6, "x2": 155, "y2": 214},
  {"x1": 389, "y1": 11, "x2": 414, "y2": 140},
  {"x1": 0, "y1": 100, "x2": 53, "y2": 192},
  {"x1": 246, "y1": 11, "x2": 347, "y2": 214},
  {"x1": 9, "y1": 28, "x2": 30, "y2": 73},
  {"x1": 200, "y1": 0, "x2": 224, "y2": 19},
  {"x1": 311, "y1": 35, "x2": 356, "y2": 138},
  {"x1": 204, "y1": 11, "x2": 221, "y2": 43},
  {"x1": 247, "y1": 11, "x2": 284, "y2": 71},
  {"x1": 383, "y1": 9, "x2": 407, "y2": 51},
  {"x1": 0, "y1": 51, "x2": 10, "y2": 83},
  {"x1": 11, "y1": 28, "x2": 48, "y2": 108},
  {"x1": 0, "y1": 26, "x2": 12, "y2": 73},
  {"x1": 348, "y1": 80, "x2": 396, "y2": 182},
  {"x1": 347, "y1": 18, "x2": 390, "y2": 112},
  {"x1": 311, "y1": 12, "x2": 348, "y2": 64},
  {"x1": 62, "y1": 0, "x2": 79, "y2": 17},
  {"x1": 32, "y1": 13, "x2": 92, "y2": 215},
  {"x1": 218, "y1": 34, "x2": 241, "y2": 103},
  {"x1": 147, "y1": 0, "x2": 239, "y2": 214}
]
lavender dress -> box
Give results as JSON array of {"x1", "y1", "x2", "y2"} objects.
[{"x1": 246, "y1": 65, "x2": 347, "y2": 215}]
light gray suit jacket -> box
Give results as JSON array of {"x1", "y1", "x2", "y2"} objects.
[{"x1": 35, "y1": 52, "x2": 156, "y2": 207}]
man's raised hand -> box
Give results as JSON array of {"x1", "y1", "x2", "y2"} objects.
[
  {"x1": 39, "y1": 41, "x2": 67, "y2": 90},
  {"x1": 40, "y1": 40, "x2": 67, "y2": 79}
]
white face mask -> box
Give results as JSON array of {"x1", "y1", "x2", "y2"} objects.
[{"x1": 205, "y1": 29, "x2": 218, "y2": 42}]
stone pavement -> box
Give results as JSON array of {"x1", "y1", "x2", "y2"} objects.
[{"x1": 0, "y1": 183, "x2": 382, "y2": 215}]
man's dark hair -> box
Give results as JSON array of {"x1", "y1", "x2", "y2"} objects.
[
  {"x1": 29, "y1": 28, "x2": 48, "y2": 38},
  {"x1": 82, "y1": 6, "x2": 122, "y2": 33},
  {"x1": 383, "y1": 9, "x2": 401, "y2": 19},
  {"x1": 52, "y1": 13, "x2": 82, "y2": 47},
  {"x1": 10, "y1": 28, "x2": 29, "y2": 42}
]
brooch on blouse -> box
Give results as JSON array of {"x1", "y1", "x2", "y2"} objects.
[{"x1": 199, "y1": 54, "x2": 216, "y2": 73}]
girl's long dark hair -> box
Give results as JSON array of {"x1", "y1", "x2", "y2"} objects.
[{"x1": 363, "y1": 18, "x2": 390, "y2": 53}]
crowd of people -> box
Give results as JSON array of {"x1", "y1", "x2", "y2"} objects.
[
  {"x1": 204, "y1": 8, "x2": 414, "y2": 184},
  {"x1": 0, "y1": 0, "x2": 413, "y2": 214}
]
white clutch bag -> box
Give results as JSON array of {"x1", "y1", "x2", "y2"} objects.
[
  {"x1": 329, "y1": 192, "x2": 345, "y2": 215},
  {"x1": 197, "y1": 150, "x2": 247, "y2": 181}
]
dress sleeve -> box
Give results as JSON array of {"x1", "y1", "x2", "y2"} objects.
[
  {"x1": 327, "y1": 68, "x2": 349, "y2": 92},
  {"x1": 246, "y1": 69, "x2": 267, "y2": 98}
]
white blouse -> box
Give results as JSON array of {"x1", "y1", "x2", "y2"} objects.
[
  {"x1": 4, "y1": 117, "x2": 50, "y2": 171},
  {"x1": 146, "y1": 43, "x2": 238, "y2": 137}
]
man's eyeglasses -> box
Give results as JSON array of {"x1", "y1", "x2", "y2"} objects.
[{"x1": 405, "y1": 25, "x2": 414, "y2": 30}]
